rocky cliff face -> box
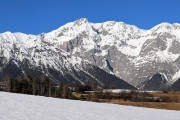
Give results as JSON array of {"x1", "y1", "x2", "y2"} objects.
[
  {"x1": 1, "y1": 18, "x2": 180, "y2": 90},
  {"x1": 172, "y1": 78, "x2": 180, "y2": 91}
]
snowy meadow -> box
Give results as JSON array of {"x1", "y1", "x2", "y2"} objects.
[{"x1": 0, "y1": 92, "x2": 180, "y2": 120}]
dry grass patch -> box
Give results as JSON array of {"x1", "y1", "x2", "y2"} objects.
[
  {"x1": 74, "y1": 91, "x2": 180, "y2": 110},
  {"x1": 72, "y1": 92, "x2": 82, "y2": 98},
  {"x1": 101, "y1": 99, "x2": 180, "y2": 110}
]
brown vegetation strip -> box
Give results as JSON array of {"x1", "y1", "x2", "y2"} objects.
[{"x1": 110, "y1": 100, "x2": 180, "y2": 111}]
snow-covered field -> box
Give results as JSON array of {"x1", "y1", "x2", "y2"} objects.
[{"x1": 0, "y1": 92, "x2": 179, "y2": 120}]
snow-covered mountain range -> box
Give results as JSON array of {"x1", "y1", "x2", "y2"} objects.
[{"x1": 1, "y1": 18, "x2": 180, "y2": 90}]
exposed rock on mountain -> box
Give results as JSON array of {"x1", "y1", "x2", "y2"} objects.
[
  {"x1": 172, "y1": 78, "x2": 180, "y2": 91},
  {"x1": 137, "y1": 73, "x2": 171, "y2": 91}
]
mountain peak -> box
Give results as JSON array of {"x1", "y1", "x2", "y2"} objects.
[
  {"x1": 79, "y1": 18, "x2": 88, "y2": 22},
  {"x1": 74, "y1": 18, "x2": 89, "y2": 25},
  {"x1": 154, "y1": 22, "x2": 172, "y2": 28},
  {"x1": 173, "y1": 23, "x2": 180, "y2": 26},
  {"x1": 150, "y1": 22, "x2": 180, "y2": 32},
  {"x1": 154, "y1": 22, "x2": 180, "y2": 29}
]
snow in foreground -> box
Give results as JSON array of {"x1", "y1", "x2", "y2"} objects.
[{"x1": 0, "y1": 92, "x2": 180, "y2": 120}]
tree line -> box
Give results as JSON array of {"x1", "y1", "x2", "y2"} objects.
[{"x1": 5, "y1": 75, "x2": 77, "y2": 99}]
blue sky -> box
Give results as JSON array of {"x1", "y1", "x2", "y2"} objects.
[{"x1": 0, "y1": 0, "x2": 179, "y2": 34}]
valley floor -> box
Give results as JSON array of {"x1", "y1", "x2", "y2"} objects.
[
  {"x1": 0, "y1": 92, "x2": 180, "y2": 120},
  {"x1": 105, "y1": 91, "x2": 180, "y2": 110}
]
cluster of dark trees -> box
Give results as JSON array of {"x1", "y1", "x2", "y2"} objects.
[
  {"x1": 75, "y1": 84, "x2": 92, "y2": 93},
  {"x1": 5, "y1": 75, "x2": 76, "y2": 99},
  {"x1": 3, "y1": 76, "x2": 178, "y2": 103}
]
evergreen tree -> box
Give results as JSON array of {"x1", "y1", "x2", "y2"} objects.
[
  {"x1": 63, "y1": 85, "x2": 72, "y2": 99},
  {"x1": 48, "y1": 83, "x2": 52, "y2": 97},
  {"x1": 57, "y1": 83, "x2": 64, "y2": 98},
  {"x1": 27, "y1": 75, "x2": 33, "y2": 86},
  {"x1": 43, "y1": 77, "x2": 50, "y2": 96},
  {"x1": 6, "y1": 78, "x2": 13, "y2": 92},
  {"x1": 32, "y1": 77, "x2": 40, "y2": 95}
]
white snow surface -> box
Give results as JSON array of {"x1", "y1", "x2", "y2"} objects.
[{"x1": 0, "y1": 92, "x2": 180, "y2": 120}]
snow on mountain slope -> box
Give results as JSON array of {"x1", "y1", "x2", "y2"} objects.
[
  {"x1": 1, "y1": 18, "x2": 180, "y2": 90},
  {"x1": 0, "y1": 92, "x2": 179, "y2": 120}
]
